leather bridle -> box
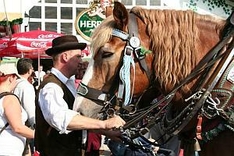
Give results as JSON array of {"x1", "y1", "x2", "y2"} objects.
[
  {"x1": 77, "y1": 13, "x2": 152, "y2": 118},
  {"x1": 76, "y1": 10, "x2": 234, "y2": 153}
]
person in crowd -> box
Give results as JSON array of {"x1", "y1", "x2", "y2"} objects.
[
  {"x1": 43, "y1": 70, "x2": 51, "y2": 79},
  {"x1": 28, "y1": 72, "x2": 39, "y2": 91},
  {"x1": 43, "y1": 69, "x2": 51, "y2": 80},
  {"x1": 35, "y1": 65, "x2": 46, "y2": 82},
  {"x1": 74, "y1": 61, "x2": 102, "y2": 156},
  {"x1": 74, "y1": 61, "x2": 88, "y2": 88},
  {"x1": 14, "y1": 58, "x2": 36, "y2": 156},
  {"x1": 0, "y1": 63, "x2": 34, "y2": 156},
  {"x1": 28, "y1": 71, "x2": 36, "y2": 85},
  {"x1": 35, "y1": 35, "x2": 125, "y2": 156},
  {"x1": 14, "y1": 58, "x2": 36, "y2": 128}
]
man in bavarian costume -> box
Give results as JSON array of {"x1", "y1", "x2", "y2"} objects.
[{"x1": 35, "y1": 35, "x2": 125, "y2": 156}]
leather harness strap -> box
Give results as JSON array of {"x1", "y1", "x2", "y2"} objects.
[
  {"x1": 196, "y1": 115, "x2": 203, "y2": 140},
  {"x1": 128, "y1": 13, "x2": 152, "y2": 81},
  {"x1": 123, "y1": 20, "x2": 234, "y2": 136}
]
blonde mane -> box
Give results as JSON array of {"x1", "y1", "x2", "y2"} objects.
[
  {"x1": 131, "y1": 7, "x2": 225, "y2": 92},
  {"x1": 91, "y1": 7, "x2": 225, "y2": 92}
]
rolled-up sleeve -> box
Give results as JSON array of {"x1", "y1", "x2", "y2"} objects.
[{"x1": 38, "y1": 82, "x2": 78, "y2": 134}]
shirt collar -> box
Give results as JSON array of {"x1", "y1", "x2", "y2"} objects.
[
  {"x1": 17, "y1": 76, "x2": 27, "y2": 82},
  {"x1": 18, "y1": 76, "x2": 27, "y2": 80},
  {"x1": 51, "y1": 67, "x2": 75, "y2": 84}
]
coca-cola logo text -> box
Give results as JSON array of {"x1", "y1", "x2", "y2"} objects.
[
  {"x1": 38, "y1": 34, "x2": 61, "y2": 39},
  {"x1": 31, "y1": 41, "x2": 47, "y2": 48}
]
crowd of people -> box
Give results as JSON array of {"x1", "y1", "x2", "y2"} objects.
[
  {"x1": 0, "y1": 35, "x2": 126, "y2": 156},
  {"x1": 0, "y1": 35, "x2": 180, "y2": 156}
]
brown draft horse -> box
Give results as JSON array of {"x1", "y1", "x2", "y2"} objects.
[{"x1": 74, "y1": 2, "x2": 234, "y2": 156}]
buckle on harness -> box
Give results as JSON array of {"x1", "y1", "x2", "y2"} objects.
[
  {"x1": 124, "y1": 45, "x2": 133, "y2": 56},
  {"x1": 135, "y1": 47, "x2": 145, "y2": 60}
]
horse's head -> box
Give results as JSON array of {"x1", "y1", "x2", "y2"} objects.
[
  {"x1": 75, "y1": 3, "x2": 234, "y2": 155},
  {"x1": 74, "y1": 2, "x2": 154, "y2": 118},
  {"x1": 74, "y1": 2, "x2": 228, "y2": 119}
]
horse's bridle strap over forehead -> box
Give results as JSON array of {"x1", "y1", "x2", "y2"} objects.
[{"x1": 112, "y1": 29, "x2": 129, "y2": 40}]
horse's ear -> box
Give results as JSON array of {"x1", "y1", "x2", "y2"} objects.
[{"x1": 113, "y1": 2, "x2": 128, "y2": 30}]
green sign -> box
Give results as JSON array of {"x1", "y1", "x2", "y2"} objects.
[{"x1": 75, "y1": 7, "x2": 105, "y2": 42}]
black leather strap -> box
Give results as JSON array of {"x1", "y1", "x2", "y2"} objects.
[{"x1": 0, "y1": 123, "x2": 9, "y2": 134}]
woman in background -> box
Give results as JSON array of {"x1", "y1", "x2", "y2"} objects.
[{"x1": 0, "y1": 63, "x2": 34, "y2": 156}]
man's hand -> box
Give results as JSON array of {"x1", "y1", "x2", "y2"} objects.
[{"x1": 104, "y1": 115, "x2": 126, "y2": 129}]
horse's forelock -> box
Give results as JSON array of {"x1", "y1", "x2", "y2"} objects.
[{"x1": 91, "y1": 16, "x2": 115, "y2": 56}]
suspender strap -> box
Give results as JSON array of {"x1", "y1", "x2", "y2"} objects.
[{"x1": 0, "y1": 123, "x2": 9, "y2": 134}]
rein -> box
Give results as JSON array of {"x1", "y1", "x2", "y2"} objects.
[
  {"x1": 121, "y1": 14, "x2": 234, "y2": 148},
  {"x1": 77, "y1": 10, "x2": 234, "y2": 153},
  {"x1": 123, "y1": 21, "x2": 234, "y2": 130}
]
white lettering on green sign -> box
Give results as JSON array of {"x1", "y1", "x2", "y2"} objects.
[
  {"x1": 75, "y1": 7, "x2": 105, "y2": 42},
  {"x1": 79, "y1": 21, "x2": 103, "y2": 28}
]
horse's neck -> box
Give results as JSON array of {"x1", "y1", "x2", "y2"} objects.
[
  {"x1": 169, "y1": 21, "x2": 227, "y2": 109},
  {"x1": 197, "y1": 19, "x2": 224, "y2": 54}
]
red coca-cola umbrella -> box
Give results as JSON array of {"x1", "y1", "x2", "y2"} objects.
[{"x1": 0, "y1": 29, "x2": 63, "y2": 58}]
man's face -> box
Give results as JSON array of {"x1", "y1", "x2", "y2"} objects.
[{"x1": 66, "y1": 49, "x2": 84, "y2": 75}]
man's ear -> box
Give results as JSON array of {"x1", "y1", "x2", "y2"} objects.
[{"x1": 61, "y1": 52, "x2": 70, "y2": 63}]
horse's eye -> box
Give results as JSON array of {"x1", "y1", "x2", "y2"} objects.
[{"x1": 102, "y1": 51, "x2": 113, "y2": 58}]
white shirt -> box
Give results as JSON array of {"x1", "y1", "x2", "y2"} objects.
[
  {"x1": 0, "y1": 97, "x2": 28, "y2": 156},
  {"x1": 13, "y1": 77, "x2": 36, "y2": 127},
  {"x1": 38, "y1": 68, "x2": 79, "y2": 134},
  {"x1": 35, "y1": 70, "x2": 46, "y2": 82}
]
